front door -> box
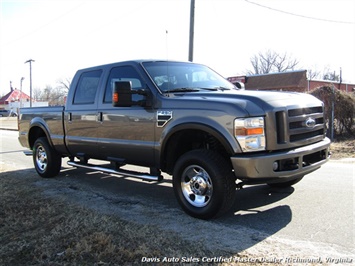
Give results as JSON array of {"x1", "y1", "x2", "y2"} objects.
[{"x1": 97, "y1": 65, "x2": 155, "y2": 166}]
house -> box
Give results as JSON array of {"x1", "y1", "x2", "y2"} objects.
[
  {"x1": 0, "y1": 87, "x2": 30, "y2": 111},
  {"x1": 228, "y1": 70, "x2": 355, "y2": 93},
  {"x1": 0, "y1": 87, "x2": 48, "y2": 112}
]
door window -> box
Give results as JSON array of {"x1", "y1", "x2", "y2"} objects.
[{"x1": 104, "y1": 66, "x2": 144, "y2": 103}]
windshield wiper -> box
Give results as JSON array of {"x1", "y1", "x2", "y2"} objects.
[
  {"x1": 212, "y1": 86, "x2": 231, "y2": 91},
  {"x1": 164, "y1": 88, "x2": 201, "y2": 93},
  {"x1": 164, "y1": 87, "x2": 231, "y2": 93},
  {"x1": 196, "y1": 87, "x2": 231, "y2": 91}
]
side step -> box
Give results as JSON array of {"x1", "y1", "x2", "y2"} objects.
[
  {"x1": 23, "y1": 150, "x2": 33, "y2": 156},
  {"x1": 67, "y1": 161, "x2": 163, "y2": 182}
]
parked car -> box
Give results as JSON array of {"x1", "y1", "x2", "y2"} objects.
[
  {"x1": 0, "y1": 110, "x2": 17, "y2": 117},
  {"x1": 0, "y1": 110, "x2": 9, "y2": 117}
]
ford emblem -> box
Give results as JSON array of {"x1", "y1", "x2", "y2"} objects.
[{"x1": 305, "y1": 117, "x2": 316, "y2": 128}]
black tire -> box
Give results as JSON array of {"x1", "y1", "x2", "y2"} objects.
[
  {"x1": 33, "y1": 137, "x2": 62, "y2": 178},
  {"x1": 173, "y1": 149, "x2": 236, "y2": 220},
  {"x1": 267, "y1": 176, "x2": 303, "y2": 188}
]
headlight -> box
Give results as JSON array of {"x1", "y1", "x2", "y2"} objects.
[{"x1": 234, "y1": 117, "x2": 265, "y2": 152}]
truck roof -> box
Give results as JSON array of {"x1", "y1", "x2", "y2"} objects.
[{"x1": 76, "y1": 59, "x2": 195, "y2": 72}]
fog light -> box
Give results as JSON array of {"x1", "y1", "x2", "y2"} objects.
[{"x1": 273, "y1": 161, "x2": 279, "y2": 171}]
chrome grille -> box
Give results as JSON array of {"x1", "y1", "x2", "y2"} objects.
[
  {"x1": 288, "y1": 106, "x2": 323, "y2": 117},
  {"x1": 275, "y1": 106, "x2": 326, "y2": 145}
]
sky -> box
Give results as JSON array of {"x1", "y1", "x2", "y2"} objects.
[{"x1": 1, "y1": 0, "x2": 354, "y2": 96}]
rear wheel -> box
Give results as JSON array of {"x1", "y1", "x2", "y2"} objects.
[
  {"x1": 33, "y1": 137, "x2": 62, "y2": 178},
  {"x1": 173, "y1": 149, "x2": 236, "y2": 219}
]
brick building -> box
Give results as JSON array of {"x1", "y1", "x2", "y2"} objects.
[{"x1": 228, "y1": 70, "x2": 355, "y2": 93}]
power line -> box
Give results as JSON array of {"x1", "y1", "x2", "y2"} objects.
[
  {"x1": 2, "y1": 2, "x2": 86, "y2": 47},
  {"x1": 244, "y1": 0, "x2": 355, "y2": 25}
]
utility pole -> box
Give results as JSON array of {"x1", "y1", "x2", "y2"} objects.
[
  {"x1": 188, "y1": 0, "x2": 195, "y2": 62},
  {"x1": 25, "y1": 59, "x2": 35, "y2": 107},
  {"x1": 20, "y1": 77, "x2": 25, "y2": 108},
  {"x1": 331, "y1": 84, "x2": 335, "y2": 141}
]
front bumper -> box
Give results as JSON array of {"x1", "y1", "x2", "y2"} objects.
[{"x1": 231, "y1": 137, "x2": 331, "y2": 180}]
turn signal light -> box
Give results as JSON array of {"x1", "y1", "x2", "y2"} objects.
[
  {"x1": 113, "y1": 92, "x2": 119, "y2": 103},
  {"x1": 235, "y1": 127, "x2": 264, "y2": 136}
]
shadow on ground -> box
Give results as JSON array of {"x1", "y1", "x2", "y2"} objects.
[{"x1": 1, "y1": 165, "x2": 294, "y2": 255}]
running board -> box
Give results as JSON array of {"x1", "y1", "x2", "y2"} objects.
[
  {"x1": 23, "y1": 150, "x2": 33, "y2": 156},
  {"x1": 67, "y1": 161, "x2": 163, "y2": 182}
]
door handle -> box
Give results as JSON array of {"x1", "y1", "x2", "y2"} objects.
[
  {"x1": 97, "y1": 112, "x2": 103, "y2": 123},
  {"x1": 68, "y1": 112, "x2": 72, "y2": 122}
]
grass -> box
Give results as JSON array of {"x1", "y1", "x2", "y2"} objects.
[
  {"x1": 0, "y1": 170, "x2": 230, "y2": 265},
  {"x1": 330, "y1": 137, "x2": 355, "y2": 160}
]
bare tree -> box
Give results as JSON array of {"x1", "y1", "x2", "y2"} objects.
[
  {"x1": 274, "y1": 53, "x2": 299, "y2": 72},
  {"x1": 33, "y1": 85, "x2": 67, "y2": 106},
  {"x1": 322, "y1": 69, "x2": 340, "y2": 82},
  {"x1": 307, "y1": 69, "x2": 321, "y2": 80},
  {"x1": 43, "y1": 85, "x2": 52, "y2": 101},
  {"x1": 56, "y1": 78, "x2": 71, "y2": 91},
  {"x1": 247, "y1": 50, "x2": 300, "y2": 75},
  {"x1": 33, "y1": 88, "x2": 43, "y2": 101}
]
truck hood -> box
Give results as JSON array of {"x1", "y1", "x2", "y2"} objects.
[
  {"x1": 230, "y1": 90, "x2": 323, "y2": 108},
  {"x1": 166, "y1": 89, "x2": 323, "y2": 116}
]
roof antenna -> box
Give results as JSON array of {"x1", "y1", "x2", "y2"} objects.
[
  {"x1": 165, "y1": 29, "x2": 171, "y2": 91},
  {"x1": 165, "y1": 29, "x2": 169, "y2": 61}
]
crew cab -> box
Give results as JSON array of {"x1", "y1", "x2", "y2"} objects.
[{"x1": 18, "y1": 60, "x2": 330, "y2": 219}]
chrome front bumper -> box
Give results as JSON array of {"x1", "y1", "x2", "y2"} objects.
[{"x1": 231, "y1": 138, "x2": 331, "y2": 180}]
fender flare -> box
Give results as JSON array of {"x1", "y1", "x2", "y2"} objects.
[
  {"x1": 160, "y1": 121, "x2": 241, "y2": 170},
  {"x1": 28, "y1": 117, "x2": 55, "y2": 149},
  {"x1": 163, "y1": 122, "x2": 235, "y2": 153}
]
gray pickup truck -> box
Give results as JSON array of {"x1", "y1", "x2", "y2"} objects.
[{"x1": 18, "y1": 60, "x2": 330, "y2": 219}]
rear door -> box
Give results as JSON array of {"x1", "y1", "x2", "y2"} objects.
[
  {"x1": 97, "y1": 64, "x2": 155, "y2": 166},
  {"x1": 65, "y1": 69, "x2": 103, "y2": 159}
]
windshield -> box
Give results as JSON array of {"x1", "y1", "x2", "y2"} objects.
[{"x1": 142, "y1": 61, "x2": 236, "y2": 93}]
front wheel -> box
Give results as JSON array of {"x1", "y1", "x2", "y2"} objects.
[
  {"x1": 173, "y1": 150, "x2": 236, "y2": 219},
  {"x1": 33, "y1": 137, "x2": 62, "y2": 178}
]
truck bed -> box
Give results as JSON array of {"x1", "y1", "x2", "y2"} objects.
[{"x1": 18, "y1": 106, "x2": 65, "y2": 152}]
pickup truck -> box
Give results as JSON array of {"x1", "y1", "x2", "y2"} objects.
[{"x1": 18, "y1": 60, "x2": 330, "y2": 219}]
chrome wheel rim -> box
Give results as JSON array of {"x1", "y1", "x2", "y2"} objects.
[
  {"x1": 35, "y1": 145, "x2": 47, "y2": 173},
  {"x1": 181, "y1": 165, "x2": 213, "y2": 208}
]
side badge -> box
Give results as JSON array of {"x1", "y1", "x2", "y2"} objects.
[{"x1": 157, "y1": 111, "x2": 173, "y2": 127}]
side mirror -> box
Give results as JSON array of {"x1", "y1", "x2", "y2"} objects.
[
  {"x1": 112, "y1": 81, "x2": 151, "y2": 107},
  {"x1": 234, "y1": 81, "x2": 245, "y2": 90},
  {"x1": 113, "y1": 81, "x2": 133, "y2": 107}
]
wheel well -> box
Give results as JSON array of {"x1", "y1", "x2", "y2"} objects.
[
  {"x1": 28, "y1": 126, "x2": 47, "y2": 149},
  {"x1": 161, "y1": 129, "x2": 231, "y2": 174}
]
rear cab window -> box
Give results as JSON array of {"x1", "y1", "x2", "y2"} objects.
[{"x1": 73, "y1": 70, "x2": 103, "y2": 104}]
